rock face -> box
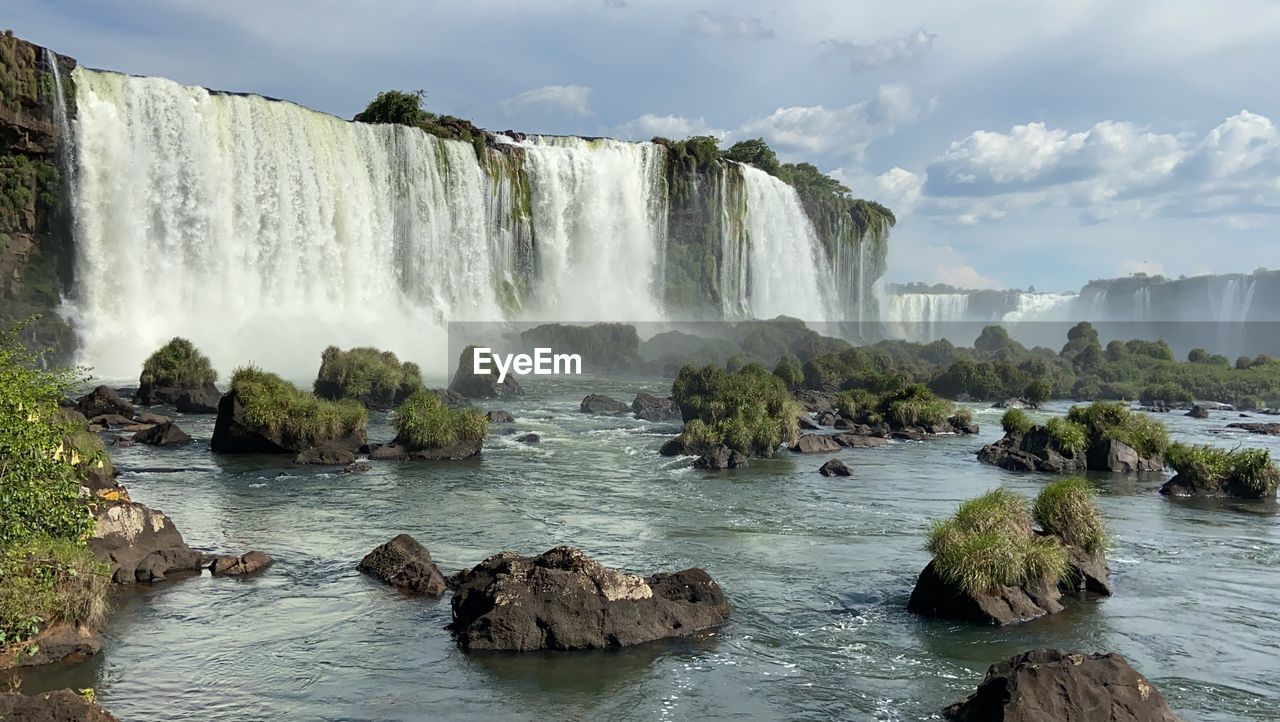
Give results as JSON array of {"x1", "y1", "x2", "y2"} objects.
[
  {"x1": 486, "y1": 409, "x2": 515, "y2": 423},
  {"x1": 0, "y1": 689, "x2": 121, "y2": 722},
  {"x1": 694, "y1": 445, "x2": 749, "y2": 469},
  {"x1": 293, "y1": 446, "x2": 358, "y2": 465},
  {"x1": 137, "y1": 381, "x2": 220, "y2": 407},
  {"x1": 580, "y1": 394, "x2": 630, "y2": 415},
  {"x1": 88, "y1": 500, "x2": 203, "y2": 582},
  {"x1": 448, "y1": 346, "x2": 523, "y2": 398},
  {"x1": 1227, "y1": 422, "x2": 1280, "y2": 435},
  {"x1": 208, "y1": 550, "x2": 274, "y2": 576},
  {"x1": 943, "y1": 650, "x2": 1183, "y2": 722},
  {"x1": 133, "y1": 421, "x2": 192, "y2": 446},
  {"x1": 632, "y1": 392, "x2": 680, "y2": 421},
  {"x1": 819, "y1": 459, "x2": 852, "y2": 477},
  {"x1": 211, "y1": 389, "x2": 366, "y2": 454},
  {"x1": 979, "y1": 427, "x2": 1161, "y2": 474},
  {"x1": 75, "y1": 385, "x2": 136, "y2": 419},
  {"x1": 791, "y1": 433, "x2": 842, "y2": 453},
  {"x1": 449, "y1": 546, "x2": 730, "y2": 651},
  {"x1": 358, "y1": 534, "x2": 447, "y2": 596},
  {"x1": 176, "y1": 386, "x2": 222, "y2": 413}
]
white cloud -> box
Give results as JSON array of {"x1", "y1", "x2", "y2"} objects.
[
  {"x1": 500, "y1": 84, "x2": 593, "y2": 116},
  {"x1": 821, "y1": 30, "x2": 937, "y2": 72},
  {"x1": 924, "y1": 245, "x2": 1005, "y2": 289},
  {"x1": 687, "y1": 10, "x2": 774, "y2": 40},
  {"x1": 612, "y1": 114, "x2": 726, "y2": 141},
  {"x1": 734, "y1": 84, "x2": 930, "y2": 161}
]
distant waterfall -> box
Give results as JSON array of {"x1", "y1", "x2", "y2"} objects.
[
  {"x1": 882, "y1": 293, "x2": 972, "y2": 342},
  {"x1": 67, "y1": 68, "x2": 874, "y2": 378}
]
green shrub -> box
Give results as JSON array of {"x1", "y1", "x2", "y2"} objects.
[
  {"x1": 1001, "y1": 408, "x2": 1032, "y2": 434},
  {"x1": 1166, "y1": 443, "x2": 1280, "y2": 497},
  {"x1": 879, "y1": 383, "x2": 952, "y2": 429},
  {"x1": 1024, "y1": 379, "x2": 1052, "y2": 405},
  {"x1": 1139, "y1": 383, "x2": 1193, "y2": 406},
  {"x1": 949, "y1": 408, "x2": 974, "y2": 427},
  {"x1": 1045, "y1": 417, "x2": 1087, "y2": 457},
  {"x1": 392, "y1": 390, "x2": 487, "y2": 451},
  {"x1": 926, "y1": 488, "x2": 1069, "y2": 595},
  {"x1": 313, "y1": 346, "x2": 423, "y2": 409},
  {"x1": 0, "y1": 537, "x2": 109, "y2": 648},
  {"x1": 139, "y1": 337, "x2": 216, "y2": 389},
  {"x1": 231, "y1": 366, "x2": 366, "y2": 447},
  {"x1": 1033, "y1": 478, "x2": 1107, "y2": 554},
  {"x1": 836, "y1": 388, "x2": 877, "y2": 420},
  {"x1": 1066, "y1": 401, "x2": 1168, "y2": 458},
  {"x1": 772, "y1": 352, "x2": 802, "y2": 389},
  {"x1": 672, "y1": 363, "x2": 800, "y2": 456}
]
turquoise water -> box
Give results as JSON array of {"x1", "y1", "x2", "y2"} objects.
[{"x1": 19, "y1": 377, "x2": 1280, "y2": 721}]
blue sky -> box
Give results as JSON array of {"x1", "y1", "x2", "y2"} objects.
[{"x1": 10, "y1": 0, "x2": 1280, "y2": 291}]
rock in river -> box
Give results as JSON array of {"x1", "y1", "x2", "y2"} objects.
[
  {"x1": 819, "y1": 459, "x2": 852, "y2": 477},
  {"x1": 580, "y1": 393, "x2": 630, "y2": 415},
  {"x1": 358, "y1": 534, "x2": 448, "y2": 596},
  {"x1": 133, "y1": 421, "x2": 192, "y2": 446},
  {"x1": 694, "y1": 445, "x2": 749, "y2": 469},
  {"x1": 0, "y1": 689, "x2": 121, "y2": 721}
]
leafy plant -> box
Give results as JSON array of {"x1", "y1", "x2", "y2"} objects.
[
  {"x1": 0, "y1": 537, "x2": 109, "y2": 647},
  {"x1": 672, "y1": 363, "x2": 800, "y2": 457},
  {"x1": 392, "y1": 390, "x2": 487, "y2": 451},
  {"x1": 1166, "y1": 443, "x2": 1280, "y2": 498}
]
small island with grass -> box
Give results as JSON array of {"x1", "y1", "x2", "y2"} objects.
[{"x1": 978, "y1": 401, "x2": 1167, "y2": 473}]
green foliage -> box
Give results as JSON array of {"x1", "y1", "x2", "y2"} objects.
[
  {"x1": 1139, "y1": 382, "x2": 1194, "y2": 406},
  {"x1": 949, "y1": 407, "x2": 974, "y2": 427},
  {"x1": 772, "y1": 352, "x2": 803, "y2": 389},
  {"x1": 391, "y1": 390, "x2": 487, "y2": 451},
  {"x1": 724, "y1": 138, "x2": 783, "y2": 176},
  {"x1": 836, "y1": 388, "x2": 877, "y2": 420},
  {"x1": 671, "y1": 363, "x2": 801, "y2": 457},
  {"x1": 140, "y1": 337, "x2": 216, "y2": 389},
  {"x1": 1001, "y1": 408, "x2": 1032, "y2": 434},
  {"x1": 1033, "y1": 478, "x2": 1107, "y2": 554},
  {"x1": 0, "y1": 320, "x2": 95, "y2": 549},
  {"x1": 313, "y1": 345, "x2": 423, "y2": 410},
  {"x1": 0, "y1": 537, "x2": 109, "y2": 647},
  {"x1": 230, "y1": 366, "x2": 367, "y2": 447},
  {"x1": 926, "y1": 489, "x2": 1069, "y2": 595},
  {"x1": 1166, "y1": 443, "x2": 1280, "y2": 497},
  {"x1": 353, "y1": 89, "x2": 488, "y2": 152},
  {"x1": 1024, "y1": 379, "x2": 1052, "y2": 405},
  {"x1": 1, "y1": 153, "x2": 59, "y2": 230},
  {"x1": 1044, "y1": 417, "x2": 1087, "y2": 457},
  {"x1": 879, "y1": 383, "x2": 952, "y2": 429},
  {"x1": 1066, "y1": 401, "x2": 1168, "y2": 458}
]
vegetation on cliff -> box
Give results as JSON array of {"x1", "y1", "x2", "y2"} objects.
[
  {"x1": 353, "y1": 89, "x2": 488, "y2": 156},
  {"x1": 392, "y1": 389, "x2": 487, "y2": 452},
  {"x1": 230, "y1": 366, "x2": 367, "y2": 447},
  {"x1": 313, "y1": 345, "x2": 423, "y2": 410},
  {"x1": 671, "y1": 363, "x2": 801, "y2": 457}
]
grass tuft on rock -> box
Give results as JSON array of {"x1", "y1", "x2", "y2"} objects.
[
  {"x1": 231, "y1": 366, "x2": 366, "y2": 448},
  {"x1": 139, "y1": 337, "x2": 216, "y2": 389},
  {"x1": 1066, "y1": 401, "x2": 1168, "y2": 458},
  {"x1": 880, "y1": 383, "x2": 953, "y2": 428},
  {"x1": 1001, "y1": 408, "x2": 1032, "y2": 434},
  {"x1": 1033, "y1": 477, "x2": 1107, "y2": 554},
  {"x1": 392, "y1": 390, "x2": 488, "y2": 451},
  {"x1": 1165, "y1": 443, "x2": 1280, "y2": 497},
  {"x1": 313, "y1": 345, "x2": 423, "y2": 409},
  {"x1": 1045, "y1": 417, "x2": 1088, "y2": 457},
  {"x1": 926, "y1": 488, "x2": 1069, "y2": 595}
]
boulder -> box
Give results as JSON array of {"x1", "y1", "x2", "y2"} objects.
[
  {"x1": 1187, "y1": 405, "x2": 1210, "y2": 419},
  {"x1": 448, "y1": 346, "x2": 523, "y2": 398},
  {"x1": 1086, "y1": 438, "x2": 1162, "y2": 473},
  {"x1": 133, "y1": 421, "x2": 192, "y2": 446},
  {"x1": 659, "y1": 435, "x2": 713, "y2": 457},
  {"x1": 0, "y1": 624, "x2": 101, "y2": 670},
  {"x1": 1226, "y1": 422, "x2": 1280, "y2": 435},
  {"x1": 816, "y1": 411, "x2": 838, "y2": 426},
  {"x1": 176, "y1": 386, "x2": 222, "y2": 414},
  {"x1": 833, "y1": 418, "x2": 855, "y2": 430},
  {"x1": 515, "y1": 433, "x2": 541, "y2": 444},
  {"x1": 211, "y1": 389, "x2": 366, "y2": 454},
  {"x1": 357, "y1": 534, "x2": 447, "y2": 596},
  {"x1": 88, "y1": 500, "x2": 202, "y2": 583},
  {"x1": 832, "y1": 433, "x2": 889, "y2": 448},
  {"x1": 486, "y1": 409, "x2": 515, "y2": 423},
  {"x1": 1062, "y1": 545, "x2": 1113, "y2": 597},
  {"x1": 632, "y1": 392, "x2": 680, "y2": 421},
  {"x1": 818, "y1": 459, "x2": 851, "y2": 477},
  {"x1": 580, "y1": 394, "x2": 630, "y2": 415},
  {"x1": 138, "y1": 381, "x2": 220, "y2": 407},
  {"x1": 432, "y1": 387, "x2": 470, "y2": 408},
  {"x1": 943, "y1": 649, "x2": 1182, "y2": 722},
  {"x1": 798, "y1": 417, "x2": 821, "y2": 431},
  {"x1": 368, "y1": 438, "x2": 482, "y2": 461},
  {"x1": 791, "y1": 434, "x2": 842, "y2": 453},
  {"x1": 992, "y1": 397, "x2": 1036, "y2": 410},
  {"x1": 89, "y1": 413, "x2": 144, "y2": 430},
  {"x1": 135, "y1": 411, "x2": 173, "y2": 425},
  {"x1": 979, "y1": 428, "x2": 1159, "y2": 474},
  {"x1": 343, "y1": 461, "x2": 372, "y2": 474},
  {"x1": 0, "y1": 690, "x2": 120, "y2": 722},
  {"x1": 208, "y1": 550, "x2": 273, "y2": 576},
  {"x1": 795, "y1": 390, "x2": 838, "y2": 415},
  {"x1": 694, "y1": 445, "x2": 749, "y2": 469},
  {"x1": 75, "y1": 385, "x2": 135, "y2": 419},
  {"x1": 907, "y1": 560, "x2": 1064, "y2": 626},
  {"x1": 293, "y1": 446, "x2": 358, "y2": 465},
  {"x1": 449, "y1": 546, "x2": 730, "y2": 651}
]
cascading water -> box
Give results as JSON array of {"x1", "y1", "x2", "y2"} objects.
[
  {"x1": 882, "y1": 293, "x2": 972, "y2": 342},
  {"x1": 67, "y1": 68, "x2": 869, "y2": 379}
]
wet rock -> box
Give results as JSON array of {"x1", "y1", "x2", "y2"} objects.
[
  {"x1": 486, "y1": 409, "x2": 515, "y2": 423},
  {"x1": 343, "y1": 460, "x2": 372, "y2": 474},
  {"x1": 992, "y1": 397, "x2": 1036, "y2": 410},
  {"x1": 0, "y1": 689, "x2": 121, "y2": 721},
  {"x1": 89, "y1": 500, "x2": 202, "y2": 583},
  {"x1": 448, "y1": 345, "x2": 523, "y2": 398},
  {"x1": 907, "y1": 560, "x2": 1064, "y2": 626},
  {"x1": 89, "y1": 413, "x2": 143, "y2": 430},
  {"x1": 818, "y1": 459, "x2": 851, "y2": 477},
  {"x1": 138, "y1": 381, "x2": 220, "y2": 408},
  {"x1": 791, "y1": 434, "x2": 842, "y2": 453},
  {"x1": 368, "y1": 438, "x2": 482, "y2": 461},
  {"x1": 293, "y1": 446, "x2": 358, "y2": 465},
  {"x1": 816, "y1": 411, "x2": 838, "y2": 426},
  {"x1": 358, "y1": 534, "x2": 447, "y2": 596},
  {"x1": 432, "y1": 387, "x2": 470, "y2": 408},
  {"x1": 209, "y1": 550, "x2": 273, "y2": 576},
  {"x1": 133, "y1": 421, "x2": 192, "y2": 447},
  {"x1": 979, "y1": 428, "x2": 1160, "y2": 474},
  {"x1": 1187, "y1": 405, "x2": 1210, "y2": 419},
  {"x1": 175, "y1": 386, "x2": 222, "y2": 414},
  {"x1": 795, "y1": 390, "x2": 838, "y2": 415},
  {"x1": 1086, "y1": 438, "x2": 1162, "y2": 473},
  {"x1": 75, "y1": 385, "x2": 135, "y2": 419},
  {"x1": 832, "y1": 433, "x2": 889, "y2": 448},
  {"x1": 211, "y1": 389, "x2": 365, "y2": 454},
  {"x1": 799, "y1": 417, "x2": 821, "y2": 431},
  {"x1": 135, "y1": 411, "x2": 173, "y2": 425},
  {"x1": 1062, "y1": 545, "x2": 1113, "y2": 597},
  {"x1": 833, "y1": 418, "x2": 855, "y2": 430},
  {"x1": 580, "y1": 394, "x2": 630, "y2": 415},
  {"x1": 0, "y1": 624, "x2": 101, "y2": 670},
  {"x1": 1226, "y1": 422, "x2": 1280, "y2": 435},
  {"x1": 449, "y1": 546, "x2": 730, "y2": 651},
  {"x1": 515, "y1": 433, "x2": 541, "y2": 444},
  {"x1": 632, "y1": 392, "x2": 680, "y2": 421},
  {"x1": 694, "y1": 445, "x2": 749, "y2": 469},
  {"x1": 942, "y1": 649, "x2": 1182, "y2": 722}
]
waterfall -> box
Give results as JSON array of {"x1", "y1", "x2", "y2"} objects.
[
  {"x1": 882, "y1": 293, "x2": 972, "y2": 342},
  {"x1": 66, "y1": 67, "x2": 870, "y2": 379},
  {"x1": 44, "y1": 49, "x2": 76, "y2": 203}
]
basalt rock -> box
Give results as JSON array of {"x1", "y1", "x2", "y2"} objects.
[
  {"x1": 449, "y1": 546, "x2": 730, "y2": 651},
  {"x1": 632, "y1": 392, "x2": 680, "y2": 421},
  {"x1": 358, "y1": 534, "x2": 447, "y2": 596},
  {"x1": 1227, "y1": 422, "x2": 1280, "y2": 435},
  {"x1": 693, "y1": 445, "x2": 749, "y2": 469},
  {"x1": 0, "y1": 624, "x2": 101, "y2": 670},
  {"x1": 293, "y1": 446, "x2": 358, "y2": 465},
  {"x1": 133, "y1": 421, "x2": 192, "y2": 446},
  {"x1": 907, "y1": 560, "x2": 1064, "y2": 626},
  {"x1": 992, "y1": 397, "x2": 1036, "y2": 410},
  {"x1": 580, "y1": 394, "x2": 630, "y2": 415},
  {"x1": 176, "y1": 386, "x2": 222, "y2": 414},
  {"x1": 1187, "y1": 405, "x2": 1210, "y2": 419},
  {"x1": 211, "y1": 389, "x2": 366, "y2": 454},
  {"x1": 0, "y1": 689, "x2": 121, "y2": 722},
  {"x1": 137, "y1": 381, "x2": 220, "y2": 407},
  {"x1": 979, "y1": 427, "x2": 1160, "y2": 474},
  {"x1": 819, "y1": 459, "x2": 852, "y2": 477},
  {"x1": 943, "y1": 649, "x2": 1182, "y2": 722},
  {"x1": 798, "y1": 417, "x2": 821, "y2": 431},
  {"x1": 369, "y1": 437, "x2": 483, "y2": 461},
  {"x1": 486, "y1": 409, "x2": 515, "y2": 423},
  {"x1": 88, "y1": 499, "x2": 202, "y2": 583},
  {"x1": 515, "y1": 433, "x2": 541, "y2": 444},
  {"x1": 791, "y1": 433, "x2": 842, "y2": 453},
  {"x1": 448, "y1": 346, "x2": 523, "y2": 398},
  {"x1": 75, "y1": 385, "x2": 135, "y2": 419},
  {"x1": 816, "y1": 411, "x2": 838, "y2": 426},
  {"x1": 832, "y1": 433, "x2": 889, "y2": 448},
  {"x1": 208, "y1": 550, "x2": 273, "y2": 576}
]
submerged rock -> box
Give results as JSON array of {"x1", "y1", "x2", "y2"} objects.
[
  {"x1": 0, "y1": 624, "x2": 101, "y2": 670},
  {"x1": 449, "y1": 546, "x2": 730, "y2": 651},
  {"x1": 133, "y1": 421, "x2": 192, "y2": 446},
  {"x1": 76, "y1": 385, "x2": 135, "y2": 419},
  {"x1": 486, "y1": 409, "x2": 515, "y2": 423},
  {"x1": 818, "y1": 459, "x2": 851, "y2": 477},
  {"x1": 1226, "y1": 422, "x2": 1280, "y2": 435},
  {"x1": 369, "y1": 438, "x2": 482, "y2": 461},
  {"x1": 580, "y1": 394, "x2": 630, "y2": 415},
  {"x1": 694, "y1": 445, "x2": 749, "y2": 469},
  {"x1": 992, "y1": 397, "x2": 1036, "y2": 410},
  {"x1": 943, "y1": 649, "x2": 1182, "y2": 722},
  {"x1": 293, "y1": 446, "x2": 358, "y2": 465},
  {"x1": 832, "y1": 432, "x2": 889, "y2": 448},
  {"x1": 208, "y1": 550, "x2": 274, "y2": 576},
  {"x1": 0, "y1": 689, "x2": 121, "y2": 722},
  {"x1": 515, "y1": 433, "x2": 541, "y2": 444},
  {"x1": 1187, "y1": 405, "x2": 1210, "y2": 419},
  {"x1": 632, "y1": 392, "x2": 680, "y2": 421},
  {"x1": 358, "y1": 534, "x2": 447, "y2": 596}
]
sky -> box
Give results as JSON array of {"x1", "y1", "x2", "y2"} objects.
[{"x1": 9, "y1": 0, "x2": 1280, "y2": 292}]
